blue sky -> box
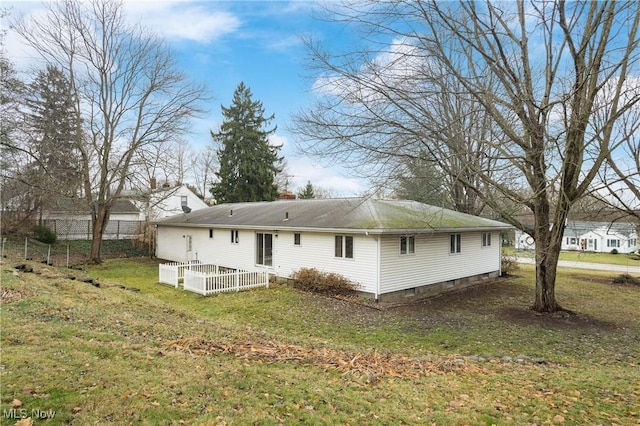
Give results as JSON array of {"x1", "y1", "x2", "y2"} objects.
[{"x1": 3, "y1": 0, "x2": 366, "y2": 196}]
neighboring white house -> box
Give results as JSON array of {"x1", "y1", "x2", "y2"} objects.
[
  {"x1": 515, "y1": 220, "x2": 639, "y2": 253},
  {"x1": 154, "y1": 198, "x2": 512, "y2": 301},
  {"x1": 122, "y1": 183, "x2": 209, "y2": 221}
]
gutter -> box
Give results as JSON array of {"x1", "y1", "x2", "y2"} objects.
[{"x1": 153, "y1": 223, "x2": 513, "y2": 235}]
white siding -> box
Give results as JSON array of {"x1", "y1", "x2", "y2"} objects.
[
  {"x1": 146, "y1": 186, "x2": 209, "y2": 220},
  {"x1": 189, "y1": 228, "x2": 257, "y2": 269},
  {"x1": 156, "y1": 226, "x2": 379, "y2": 293},
  {"x1": 273, "y1": 231, "x2": 378, "y2": 294},
  {"x1": 379, "y1": 231, "x2": 501, "y2": 295}
]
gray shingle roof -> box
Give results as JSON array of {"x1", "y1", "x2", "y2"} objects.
[
  {"x1": 154, "y1": 198, "x2": 511, "y2": 234},
  {"x1": 45, "y1": 198, "x2": 139, "y2": 214},
  {"x1": 563, "y1": 220, "x2": 637, "y2": 238}
]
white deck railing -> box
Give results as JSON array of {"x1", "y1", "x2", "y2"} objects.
[
  {"x1": 183, "y1": 268, "x2": 269, "y2": 296},
  {"x1": 158, "y1": 260, "x2": 205, "y2": 288},
  {"x1": 159, "y1": 261, "x2": 269, "y2": 295}
]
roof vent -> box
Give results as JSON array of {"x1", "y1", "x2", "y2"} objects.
[
  {"x1": 229, "y1": 209, "x2": 233, "y2": 216},
  {"x1": 284, "y1": 212, "x2": 289, "y2": 221}
]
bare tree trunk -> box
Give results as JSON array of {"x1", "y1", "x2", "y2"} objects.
[{"x1": 89, "y1": 206, "x2": 109, "y2": 264}]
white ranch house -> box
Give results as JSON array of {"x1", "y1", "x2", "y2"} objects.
[
  {"x1": 154, "y1": 198, "x2": 512, "y2": 302},
  {"x1": 515, "y1": 220, "x2": 638, "y2": 254}
]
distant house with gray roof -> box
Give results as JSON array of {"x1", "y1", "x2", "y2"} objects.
[
  {"x1": 40, "y1": 197, "x2": 142, "y2": 240},
  {"x1": 515, "y1": 220, "x2": 638, "y2": 253},
  {"x1": 154, "y1": 198, "x2": 511, "y2": 301}
]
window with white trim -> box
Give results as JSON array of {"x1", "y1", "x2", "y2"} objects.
[
  {"x1": 481, "y1": 232, "x2": 492, "y2": 247},
  {"x1": 450, "y1": 233, "x2": 461, "y2": 254},
  {"x1": 209, "y1": 228, "x2": 214, "y2": 239},
  {"x1": 181, "y1": 195, "x2": 188, "y2": 206},
  {"x1": 294, "y1": 233, "x2": 301, "y2": 245},
  {"x1": 335, "y1": 235, "x2": 354, "y2": 258},
  {"x1": 230, "y1": 229, "x2": 239, "y2": 244},
  {"x1": 400, "y1": 235, "x2": 415, "y2": 255},
  {"x1": 607, "y1": 239, "x2": 620, "y2": 248}
]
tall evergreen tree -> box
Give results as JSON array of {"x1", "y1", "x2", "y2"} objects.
[
  {"x1": 25, "y1": 65, "x2": 83, "y2": 199},
  {"x1": 297, "y1": 180, "x2": 316, "y2": 199},
  {"x1": 393, "y1": 153, "x2": 449, "y2": 208},
  {"x1": 211, "y1": 82, "x2": 282, "y2": 203}
]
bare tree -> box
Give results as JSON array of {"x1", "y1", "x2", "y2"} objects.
[
  {"x1": 12, "y1": 0, "x2": 208, "y2": 262},
  {"x1": 293, "y1": 1, "x2": 640, "y2": 312},
  {"x1": 189, "y1": 143, "x2": 217, "y2": 200},
  {"x1": 599, "y1": 97, "x2": 640, "y2": 220}
]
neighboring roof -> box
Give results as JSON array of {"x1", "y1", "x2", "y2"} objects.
[
  {"x1": 45, "y1": 198, "x2": 140, "y2": 214},
  {"x1": 154, "y1": 198, "x2": 511, "y2": 234},
  {"x1": 563, "y1": 220, "x2": 637, "y2": 238},
  {"x1": 121, "y1": 184, "x2": 188, "y2": 199}
]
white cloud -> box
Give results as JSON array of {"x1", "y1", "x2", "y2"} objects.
[
  {"x1": 269, "y1": 133, "x2": 288, "y2": 149},
  {"x1": 312, "y1": 37, "x2": 426, "y2": 103},
  {"x1": 288, "y1": 157, "x2": 364, "y2": 196},
  {"x1": 123, "y1": 2, "x2": 241, "y2": 44}
]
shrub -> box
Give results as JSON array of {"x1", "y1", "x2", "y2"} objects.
[
  {"x1": 610, "y1": 248, "x2": 619, "y2": 255},
  {"x1": 290, "y1": 268, "x2": 360, "y2": 296},
  {"x1": 33, "y1": 225, "x2": 57, "y2": 244},
  {"x1": 501, "y1": 253, "x2": 519, "y2": 276}
]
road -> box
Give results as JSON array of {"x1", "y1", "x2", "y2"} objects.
[{"x1": 516, "y1": 257, "x2": 640, "y2": 274}]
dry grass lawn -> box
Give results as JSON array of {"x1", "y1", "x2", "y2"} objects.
[{"x1": 1, "y1": 257, "x2": 639, "y2": 425}]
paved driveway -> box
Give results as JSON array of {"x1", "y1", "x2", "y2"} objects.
[{"x1": 516, "y1": 256, "x2": 640, "y2": 274}]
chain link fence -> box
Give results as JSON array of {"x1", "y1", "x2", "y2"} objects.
[
  {"x1": 1, "y1": 235, "x2": 154, "y2": 267},
  {"x1": 41, "y1": 219, "x2": 142, "y2": 240}
]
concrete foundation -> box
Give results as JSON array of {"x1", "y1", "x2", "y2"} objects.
[{"x1": 374, "y1": 271, "x2": 500, "y2": 303}]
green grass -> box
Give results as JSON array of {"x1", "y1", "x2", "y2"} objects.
[{"x1": 1, "y1": 258, "x2": 639, "y2": 425}]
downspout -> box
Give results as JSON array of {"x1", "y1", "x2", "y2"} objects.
[
  {"x1": 499, "y1": 231, "x2": 503, "y2": 276},
  {"x1": 376, "y1": 234, "x2": 380, "y2": 302}
]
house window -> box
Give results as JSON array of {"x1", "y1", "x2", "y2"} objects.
[
  {"x1": 294, "y1": 233, "x2": 301, "y2": 245},
  {"x1": 209, "y1": 228, "x2": 214, "y2": 239},
  {"x1": 450, "y1": 233, "x2": 461, "y2": 254},
  {"x1": 570, "y1": 237, "x2": 577, "y2": 245},
  {"x1": 607, "y1": 239, "x2": 620, "y2": 248},
  {"x1": 335, "y1": 235, "x2": 354, "y2": 259},
  {"x1": 481, "y1": 232, "x2": 491, "y2": 247},
  {"x1": 256, "y1": 233, "x2": 273, "y2": 266},
  {"x1": 181, "y1": 196, "x2": 188, "y2": 206},
  {"x1": 400, "y1": 235, "x2": 415, "y2": 254},
  {"x1": 230, "y1": 229, "x2": 239, "y2": 244}
]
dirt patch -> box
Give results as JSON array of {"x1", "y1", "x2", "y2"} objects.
[
  {"x1": 611, "y1": 274, "x2": 640, "y2": 286},
  {"x1": 499, "y1": 306, "x2": 617, "y2": 331},
  {"x1": 388, "y1": 278, "x2": 529, "y2": 314},
  {"x1": 568, "y1": 273, "x2": 614, "y2": 285}
]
